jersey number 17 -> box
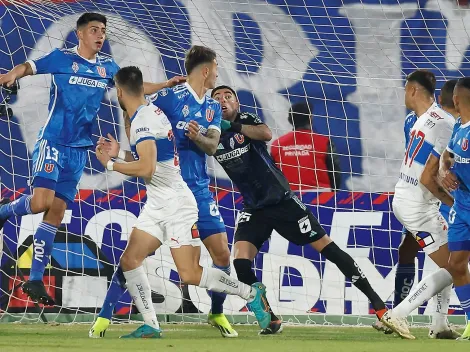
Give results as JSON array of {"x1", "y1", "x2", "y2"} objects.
[{"x1": 405, "y1": 130, "x2": 425, "y2": 167}]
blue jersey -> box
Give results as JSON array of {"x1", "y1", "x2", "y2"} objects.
[
  {"x1": 28, "y1": 47, "x2": 120, "y2": 147},
  {"x1": 150, "y1": 83, "x2": 222, "y2": 196},
  {"x1": 447, "y1": 121, "x2": 470, "y2": 210},
  {"x1": 404, "y1": 111, "x2": 418, "y2": 149}
]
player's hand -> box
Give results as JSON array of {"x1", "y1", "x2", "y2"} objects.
[
  {"x1": 97, "y1": 133, "x2": 120, "y2": 158},
  {"x1": 95, "y1": 145, "x2": 111, "y2": 167},
  {"x1": 0, "y1": 71, "x2": 18, "y2": 87},
  {"x1": 185, "y1": 120, "x2": 201, "y2": 141},
  {"x1": 166, "y1": 75, "x2": 186, "y2": 88},
  {"x1": 439, "y1": 168, "x2": 459, "y2": 192}
]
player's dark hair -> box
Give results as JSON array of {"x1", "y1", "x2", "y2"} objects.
[
  {"x1": 76, "y1": 12, "x2": 107, "y2": 29},
  {"x1": 440, "y1": 79, "x2": 458, "y2": 108},
  {"x1": 456, "y1": 77, "x2": 470, "y2": 91},
  {"x1": 211, "y1": 85, "x2": 238, "y2": 100},
  {"x1": 406, "y1": 70, "x2": 436, "y2": 95},
  {"x1": 185, "y1": 45, "x2": 217, "y2": 75},
  {"x1": 288, "y1": 102, "x2": 312, "y2": 129},
  {"x1": 114, "y1": 66, "x2": 144, "y2": 96}
]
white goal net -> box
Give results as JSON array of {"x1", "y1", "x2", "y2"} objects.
[{"x1": 0, "y1": 0, "x2": 469, "y2": 326}]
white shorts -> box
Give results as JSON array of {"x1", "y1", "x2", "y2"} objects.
[
  {"x1": 134, "y1": 194, "x2": 200, "y2": 249},
  {"x1": 392, "y1": 198, "x2": 448, "y2": 255}
]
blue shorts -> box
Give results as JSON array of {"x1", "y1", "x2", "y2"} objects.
[
  {"x1": 31, "y1": 139, "x2": 87, "y2": 204},
  {"x1": 195, "y1": 192, "x2": 226, "y2": 240},
  {"x1": 448, "y1": 206, "x2": 470, "y2": 251}
]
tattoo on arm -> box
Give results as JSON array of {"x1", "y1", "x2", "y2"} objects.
[{"x1": 193, "y1": 128, "x2": 220, "y2": 156}]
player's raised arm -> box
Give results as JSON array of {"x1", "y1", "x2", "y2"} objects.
[
  {"x1": 0, "y1": 62, "x2": 34, "y2": 87},
  {"x1": 211, "y1": 86, "x2": 272, "y2": 141},
  {"x1": 143, "y1": 76, "x2": 186, "y2": 95}
]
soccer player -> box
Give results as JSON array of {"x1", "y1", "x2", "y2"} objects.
[
  {"x1": 382, "y1": 71, "x2": 456, "y2": 339},
  {"x1": 0, "y1": 13, "x2": 182, "y2": 305},
  {"x1": 373, "y1": 79, "x2": 460, "y2": 339},
  {"x1": 90, "y1": 46, "x2": 239, "y2": 338},
  {"x1": 439, "y1": 77, "x2": 470, "y2": 340},
  {"x1": 210, "y1": 85, "x2": 403, "y2": 335},
  {"x1": 91, "y1": 66, "x2": 269, "y2": 338}
]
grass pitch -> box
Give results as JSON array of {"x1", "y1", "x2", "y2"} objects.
[{"x1": 1, "y1": 323, "x2": 470, "y2": 352}]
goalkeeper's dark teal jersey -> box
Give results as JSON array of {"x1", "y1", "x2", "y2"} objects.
[{"x1": 27, "y1": 46, "x2": 120, "y2": 147}]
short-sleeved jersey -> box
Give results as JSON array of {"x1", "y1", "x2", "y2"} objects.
[
  {"x1": 129, "y1": 103, "x2": 187, "y2": 208},
  {"x1": 404, "y1": 112, "x2": 418, "y2": 148},
  {"x1": 394, "y1": 103, "x2": 455, "y2": 204},
  {"x1": 214, "y1": 112, "x2": 292, "y2": 209},
  {"x1": 149, "y1": 83, "x2": 221, "y2": 196},
  {"x1": 27, "y1": 46, "x2": 120, "y2": 147},
  {"x1": 447, "y1": 120, "x2": 470, "y2": 210}
]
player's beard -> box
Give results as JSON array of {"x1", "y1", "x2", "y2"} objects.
[{"x1": 117, "y1": 98, "x2": 126, "y2": 112}]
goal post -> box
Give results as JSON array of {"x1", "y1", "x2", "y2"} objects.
[{"x1": 0, "y1": 0, "x2": 469, "y2": 326}]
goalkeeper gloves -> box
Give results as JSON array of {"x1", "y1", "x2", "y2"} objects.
[{"x1": 220, "y1": 119, "x2": 243, "y2": 133}]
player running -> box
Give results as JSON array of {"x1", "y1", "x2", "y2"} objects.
[
  {"x1": 210, "y1": 85, "x2": 403, "y2": 335},
  {"x1": 0, "y1": 13, "x2": 182, "y2": 306},
  {"x1": 381, "y1": 70, "x2": 457, "y2": 339},
  {"x1": 90, "y1": 46, "x2": 240, "y2": 338},
  {"x1": 91, "y1": 66, "x2": 269, "y2": 338},
  {"x1": 373, "y1": 79, "x2": 460, "y2": 339},
  {"x1": 438, "y1": 77, "x2": 470, "y2": 340}
]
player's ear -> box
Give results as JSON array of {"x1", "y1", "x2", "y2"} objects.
[
  {"x1": 76, "y1": 28, "x2": 83, "y2": 41},
  {"x1": 453, "y1": 94, "x2": 459, "y2": 112}
]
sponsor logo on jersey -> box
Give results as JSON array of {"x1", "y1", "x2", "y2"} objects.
[
  {"x1": 177, "y1": 91, "x2": 189, "y2": 100},
  {"x1": 234, "y1": 133, "x2": 244, "y2": 144},
  {"x1": 182, "y1": 105, "x2": 189, "y2": 117},
  {"x1": 136, "y1": 127, "x2": 150, "y2": 134},
  {"x1": 44, "y1": 163, "x2": 54, "y2": 173},
  {"x1": 399, "y1": 171, "x2": 419, "y2": 186},
  {"x1": 97, "y1": 66, "x2": 106, "y2": 78},
  {"x1": 429, "y1": 111, "x2": 443, "y2": 120},
  {"x1": 298, "y1": 216, "x2": 312, "y2": 233},
  {"x1": 72, "y1": 62, "x2": 79, "y2": 73},
  {"x1": 175, "y1": 121, "x2": 208, "y2": 134},
  {"x1": 155, "y1": 107, "x2": 163, "y2": 115},
  {"x1": 462, "y1": 138, "x2": 468, "y2": 151},
  {"x1": 69, "y1": 76, "x2": 107, "y2": 89},
  {"x1": 454, "y1": 153, "x2": 470, "y2": 164},
  {"x1": 215, "y1": 144, "x2": 250, "y2": 162},
  {"x1": 206, "y1": 109, "x2": 215, "y2": 122},
  {"x1": 217, "y1": 143, "x2": 224, "y2": 150},
  {"x1": 195, "y1": 111, "x2": 202, "y2": 117}
]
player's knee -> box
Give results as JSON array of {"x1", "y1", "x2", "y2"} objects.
[
  {"x1": 211, "y1": 248, "x2": 231, "y2": 267},
  {"x1": 30, "y1": 193, "x2": 54, "y2": 213},
  {"x1": 178, "y1": 267, "x2": 200, "y2": 285},
  {"x1": 448, "y1": 257, "x2": 468, "y2": 278},
  {"x1": 119, "y1": 253, "x2": 142, "y2": 271}
]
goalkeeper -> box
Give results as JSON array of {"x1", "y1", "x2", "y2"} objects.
[
  {"x1": 211, "y1": 85, "x2": 403, "y2": 335},
  {"x1": 0, "y1": 12, "x2": 182, "y2": 305}
]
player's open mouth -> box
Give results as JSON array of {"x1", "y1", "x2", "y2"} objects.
[
  {"x1": 96, "y1": 41, "x2": 103, "y2": 47},
  {"x1": 221, "y1": 106, "x2": 227, "y2": 111}
]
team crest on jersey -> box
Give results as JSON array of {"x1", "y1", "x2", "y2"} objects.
[
  {"x1": 462, "y1": 138, "x2": 468, "y2": 151},
  {"x1": 182, "y1": 105, "x2": 189, "y2": 117},
  {"x1": 159, "y1": 88, "x2": 168, "y2": 96},
  {"x1": 72, "y1": 62, "x2": 79, "y2": 73},
  {"x1": 206, "y1": 109, "x2": 215, "y2": 122},
  {"x1": 234, "y1": 133, "x2": 244, "y2": 144},
  {"x1": 97, "y1": 66, "x2": 106, "y2": 78},
  {"x1": 44, "y1": 163, "x2": 54, "y2": 173}
]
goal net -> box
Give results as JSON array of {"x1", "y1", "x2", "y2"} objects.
[{"x1": 0, "y1": 0, "x2": 468, "y2": 326}]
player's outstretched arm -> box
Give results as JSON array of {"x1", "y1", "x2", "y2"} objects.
[
  {"x1": 95, "y1": 140, "x2": 156, "y2": 180},
  {"x1": 0, "y1": 62, "x2": 33, "y2": 87},
  {"x1": 143, "y1": 76, "x2": 186, "y2": 95},
  {"x1": 421, "y1": 154, "x2": 454, "y2": 207},
  {"x1": 223, "y1": 121, "x2": 272, "y2": 141},
  {"x1": 186, "y1": 120, "x2": 220, "y2": 156}
]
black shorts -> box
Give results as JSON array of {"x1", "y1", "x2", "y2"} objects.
[{"x1": 234, "y1": 195, "x2": 326, "y2": 250}]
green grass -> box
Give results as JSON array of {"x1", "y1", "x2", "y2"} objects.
[{"x1": 1, "y1": 323, "x2": 470, "y2": 352}]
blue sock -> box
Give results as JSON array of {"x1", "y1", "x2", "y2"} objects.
[
  {"x1": 394, "y1": 263, "x2": 415, "y2": 307},
  {"x1": 209, "y1": 264, "x2": 230, "y2": 314},
  {"x1": 99, "y1": 266, "x2": 127, "y2": 320},
  {"x1": 29, "y1": 222, "x2": 57, "y2": 281},
  {"x1": 455, "y1": 283, "x2": 470, "y2": 320},
  {"x1": 0, "y1": 195, "x2": 32, "y2": 219}
]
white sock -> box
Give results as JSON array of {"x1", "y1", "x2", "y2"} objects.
[
  {"x1": 431, "y1": 284, "x2": 451, "y2": 331},
  {"x1": 394, "y1": 268, "x2": 452, "y2": 318},
  {"x1": 123, "y1": 266, "x2": 160, "y2": 330},
  {"x1": 199, "y1": 266, "x2": 253, "y2": 300}
]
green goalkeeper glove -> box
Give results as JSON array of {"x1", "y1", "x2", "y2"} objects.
[{"x1": 220, "y1": 119, "x2": 242, "y2": 133}]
